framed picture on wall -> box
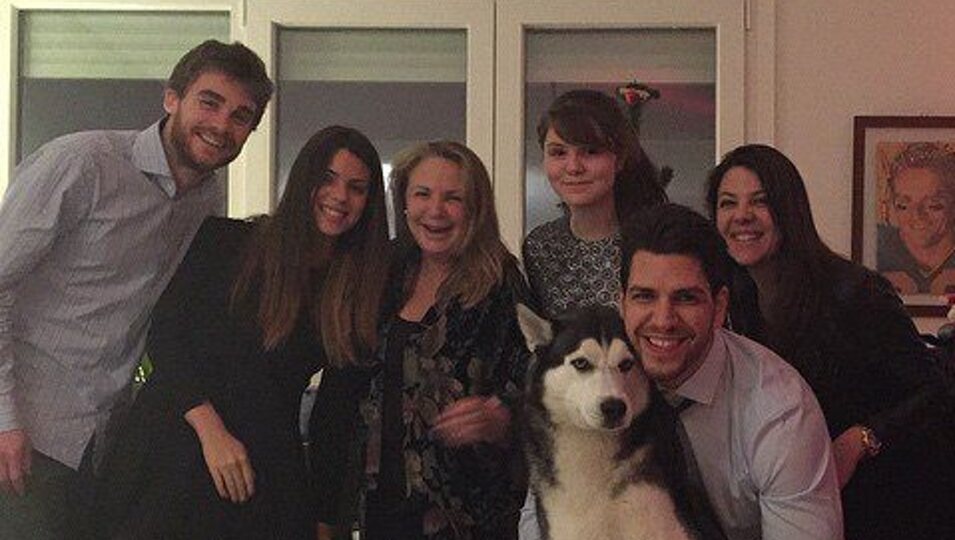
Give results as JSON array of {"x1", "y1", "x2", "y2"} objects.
[{"x1": 852, "y1": 115, "x2": 955, "y2": 317}]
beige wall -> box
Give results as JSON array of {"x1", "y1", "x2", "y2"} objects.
[{"x1": 772, "y1": 0, "x2": 955, "y2": 257}]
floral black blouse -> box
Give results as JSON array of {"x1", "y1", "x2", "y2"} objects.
[{"x1": 311, "y1": 259, "x2": 530, "y2": 540}]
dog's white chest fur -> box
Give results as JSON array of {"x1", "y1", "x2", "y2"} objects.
[
  {"x1": 540, "y1": 428, "x2": 692, "y2": 540},
  {"x1": 517, "y1": 305, "x2": 697, "y2": 540}
]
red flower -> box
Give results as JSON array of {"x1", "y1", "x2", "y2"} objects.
[{"x1": 621, "y1": 87, "x2": 640, "y2": 105}]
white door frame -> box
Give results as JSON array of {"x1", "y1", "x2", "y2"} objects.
[{"x1": 494, "y1": 0, "x2": 751, "y2": 253}]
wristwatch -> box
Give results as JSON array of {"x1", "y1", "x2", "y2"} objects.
[{"x1": 859, "y1": 426, "x2": 883, "y2": 458}]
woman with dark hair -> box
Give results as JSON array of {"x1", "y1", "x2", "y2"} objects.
[
  {"x1": 707, "y1": 143, "x2": 955, "y2": 540},
  {"x1": 314, "y1": 141, "x2": 530, "y2": 540},
  {"x1": 519, "y1": 90, "x2": 669, "y2": 540},
  {"x1": 522, "y1": 89, "x2": 666, "y2": 319},
  {"x1": 93, "y1": 126, "x2": 390, "y2": 539}
]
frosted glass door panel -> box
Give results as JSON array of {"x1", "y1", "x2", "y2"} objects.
[
  {"x1": 275, "y1": 28, "x2": 467, "y2": 202},
  {"x1": 17, "y1": 10, "x2": 229, "y2": 161}
]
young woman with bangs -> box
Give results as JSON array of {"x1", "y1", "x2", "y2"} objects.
[
  {"x1": 518, "y1": 89, "x2": 670, "y2": 540},
  {"x1": 522, "y1": 89, "x2": 666, "y2": 320}
]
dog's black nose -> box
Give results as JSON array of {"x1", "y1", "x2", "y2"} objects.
[{"x1": 600, "y1": 399, "x2": 627, "y2": 425}]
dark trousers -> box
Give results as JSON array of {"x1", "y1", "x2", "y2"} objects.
[
  {"x1": 0, "y1": 445, "x2": 95, "y2": 540},
  {"x1": 364, "y1": 492, "x2": 425, "y2": 540}
]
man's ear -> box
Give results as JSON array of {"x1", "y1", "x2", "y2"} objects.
[
  {"x1": 163, "y1": 88, "x2": 182, "y2": 116},
  {"x1": 713, "y1": 286, "x2": 730, "y2": 330},
  {"x1": 516, "y1": 303, "x2": 553, "y2": 351}
]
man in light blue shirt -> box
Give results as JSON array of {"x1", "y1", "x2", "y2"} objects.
[
  {"x1": 521, "y1": 204, "x2": 843, "y2": 539},
  {"x1": 0, "y1": 39, "x2": 273, "y2": 539}
]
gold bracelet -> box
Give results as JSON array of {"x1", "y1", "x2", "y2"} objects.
[{"x1": 859, "y1": 426, "x2": 883, "y2": 458}]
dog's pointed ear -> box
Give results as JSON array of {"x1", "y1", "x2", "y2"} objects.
[{"x1": 517, "y1": 303, "x2": 553, "y2": 350}]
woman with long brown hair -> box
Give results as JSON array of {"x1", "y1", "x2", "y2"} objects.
[
  {"x1": 93, "y1": 126, "x2": 390, "y2": 539},
  {"x1": 522, "y1": 88, "x2": 666, "y2": 319},
  {"x1": 707, "y1": 143, "x2": 955, "y2": 540},
  {"x1": 519, "y1": 88, "x2": 668, "y2": 540}
]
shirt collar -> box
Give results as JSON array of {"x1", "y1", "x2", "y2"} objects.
[
  {"x1": 132, "y1": 117, "x2": 215, "y2": 199},
  {"x1": 667, "y1": 328, "x2": 728, "y2": 406}
]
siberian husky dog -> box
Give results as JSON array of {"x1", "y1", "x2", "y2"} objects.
[{"x1": 517, "y1": 304, "x2": 702, "y2": 540}]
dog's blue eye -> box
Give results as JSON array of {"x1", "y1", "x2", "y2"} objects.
[
  {"x1": 619, "y1": 358, "x2": 636, "y2": 372},
  {"x1": 570, "y1": 358, "x2": 592, "y2": 371}
]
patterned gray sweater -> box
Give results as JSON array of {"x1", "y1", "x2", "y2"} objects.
[{"x1": 522, "y1": 215, "x2": 621, "y2": 319}]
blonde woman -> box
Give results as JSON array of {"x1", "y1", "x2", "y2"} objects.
[{"x1": 314, "y1": 141, "x2": 530, "y2": 540}]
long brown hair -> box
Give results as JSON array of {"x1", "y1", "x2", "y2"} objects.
[
  {"x1": 232, "y1": 126, "x2": 389, "y2": 366},
  {"x1": 390, "y1": 141, "x2": 513, "y2": 307},
  {"x1": 706, "y1": 144, "x2": 836, "y2": 362}
]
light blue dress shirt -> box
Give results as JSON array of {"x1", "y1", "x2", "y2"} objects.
[{"x1": 0, "y1": 120, "x2": 222, "y2": 469}]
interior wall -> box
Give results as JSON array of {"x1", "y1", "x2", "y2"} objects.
[{"x1": 772, "y1": 0, "x2": 955, "y2": 257}]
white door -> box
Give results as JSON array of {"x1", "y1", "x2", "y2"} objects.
[
  {"x1": 495, "y1": 0, "x2": 746, "y2": 253},
  {"x1": 242, "y1": 0, "x2": 494, "y2": 220}
]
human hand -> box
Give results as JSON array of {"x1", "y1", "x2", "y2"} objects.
[
  {"x1": 432, "y1": 396, "x2": 511, "y2": 447},
  {"x1": 832, "y1": 426, "x2": 867, "y2": 489},
  {"x1": 186, "y1": 403, "x2": 255, "y2": 503},
  {"x1": 198, "y1": 426, "x2": 256, "y2": 503},
  {"x1": 0, "y1": 429, "x2": 31, "y2": 496}
]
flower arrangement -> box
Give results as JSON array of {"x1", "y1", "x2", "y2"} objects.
[
  {"x1": 615, "y1": 79, "x2": 674, "y2": 190},
  {"x1": 617, "y1": 81, "x2": 661, "y2": 106},
  {"x1": 616, "y1": 80, "x2": 660, "y2": 133}
]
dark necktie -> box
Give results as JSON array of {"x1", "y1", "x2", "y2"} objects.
[{"x1": 669, "y1": 396, "x2": 728, "y2": 540}]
